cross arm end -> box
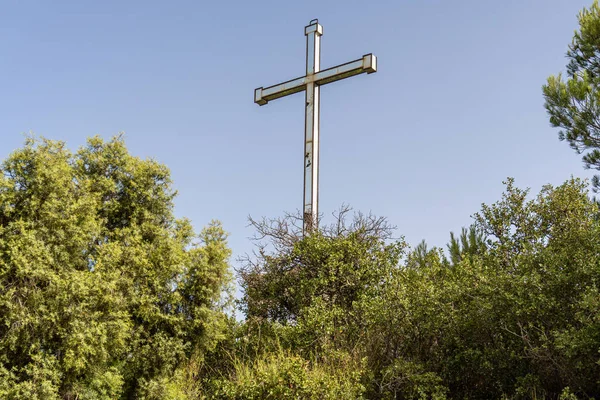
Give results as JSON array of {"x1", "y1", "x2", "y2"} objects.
[
  {"x1": 254, "y1": 87, "x2": 268, "y2": 106},
  {"x1": 363, "y1": 54, "x2": 377, "y2": 74}
]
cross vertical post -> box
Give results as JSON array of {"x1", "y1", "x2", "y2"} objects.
[
  {"x1": 254, "y1": 20, "x2": 377, "y2": 236},
  {"x1": 303, "y1": 20, "x2": 322, "y2": 234}
]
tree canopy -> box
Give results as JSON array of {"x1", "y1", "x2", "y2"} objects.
[
  {"x1": 225, "y1": 179, "x2": 600, "y2": 399},
  {"x1": 2, "y1": 141, "x2": 600, "y2": 399},
  {"x1": 544, "y1": 0, "x2": 600, "y2": 190},
  {"x1": 0, "y1": 136, "x2": 231, "y2": 399}
]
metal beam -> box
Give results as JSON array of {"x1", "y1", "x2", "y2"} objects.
[
  {"x1": 303, "y1": 20, "x2": 321, "y2": 233},
  {"x1": 255, "y1": 77, "x2": 306, "y2": 105},
  {"x1": 314, "y1": 54, "x2": 377, "y2": 86},
  {"x1": 254, "y1": 54, "x2": 377, "y2": 106}
]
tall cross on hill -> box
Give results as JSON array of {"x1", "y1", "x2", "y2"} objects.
[{"x1": 254, "y1": 19, "x2": 377, "y2": 234}]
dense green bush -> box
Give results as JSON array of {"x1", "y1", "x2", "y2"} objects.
[
  {"x1": 0, "y1": 136, "x2": 232, "y2": 399},
  {"x1": 236, "y1": 179, "x2": 600, "y2": 399},
  {"x1": 208, "y1": 350, "x2": 364, "y2": 399},
  {"x1": 2, "y1": 143, "x2": 599, "y2": 399}
]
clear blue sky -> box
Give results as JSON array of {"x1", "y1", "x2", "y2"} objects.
[{"x1": 0, "y1": 1, "x2": 593, "y2": 269}]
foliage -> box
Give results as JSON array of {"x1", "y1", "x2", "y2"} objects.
[
  {"x1": 543, "y1": 0, "x2": 600, "y2": 191},
  {"x1": 239, "y1": 207, "x2": 404, "y2": 355},
  {"x1": 208, "y1": 349, "x2": 365, "y2": 399},
  {"x1": 0, "y1": 136, "x2": 232, "y2": 399},
  {"x1": 3, "y1": 132, "x2": 600, "y2": 399},
  {"x1": 446, "y1": 225, "x2": 486, "y2": 266},
  {"x1": 236, "y1": 179, "x2": 600, "y2": 399}
]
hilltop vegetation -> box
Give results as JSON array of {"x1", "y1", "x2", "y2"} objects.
[{"x1": 2, "y1": 139, "x2": 599, "y2": 400}]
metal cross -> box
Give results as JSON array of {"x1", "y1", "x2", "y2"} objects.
[{"x1": 254, "y1": 19, "x2": 377, "y2": 235}]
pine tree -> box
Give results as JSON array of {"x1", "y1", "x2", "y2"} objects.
[{"x1": 543, "y1": 0, "x2": 600, "y2": 191}]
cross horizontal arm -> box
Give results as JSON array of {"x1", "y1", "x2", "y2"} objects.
[
  {"x1": 314, "y1": 54, "x2": 377, "y2": 86},
  {"x1": 255, "y1": 76, "x2": 306, "y2": 106},
  {"x1": 254, "y1": 54, "x2": 377, "y2": 106}
]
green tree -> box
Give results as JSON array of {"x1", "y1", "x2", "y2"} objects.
[
  {"x1": 543, "y1": 0, "x2": 600, "y2": 191},
  {"x1": 237, "y1": 179, "x2": 600, "y2": 399},
  {"x1": 239, "y1": 208, "x2": 403, "y2": 345},
  {"x1": 372, "y1": 178, "x2": 600, "y2": 398},
  {"x1": 0, "y1": 136, "x2": 232, "y2": 399},
  {"x1": 446, "y1": 225, "x2": 486, "y2": 266},
  {"x1": 238, "y1": 209, "x2": 453, "y2": 399},
  {"x1": 472, "y1": 178, "x2": 600, "y2": 398}
]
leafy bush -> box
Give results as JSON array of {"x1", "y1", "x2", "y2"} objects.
[
  {"x1": 209, "y1": 350, "x2": 365, "y2": 399},
  {"x1": 0, "y1": 136, "x2": 232, "y2": 399},
  {"x1": 237, "y1": 179, "x2": 600, "y2": 399}
]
